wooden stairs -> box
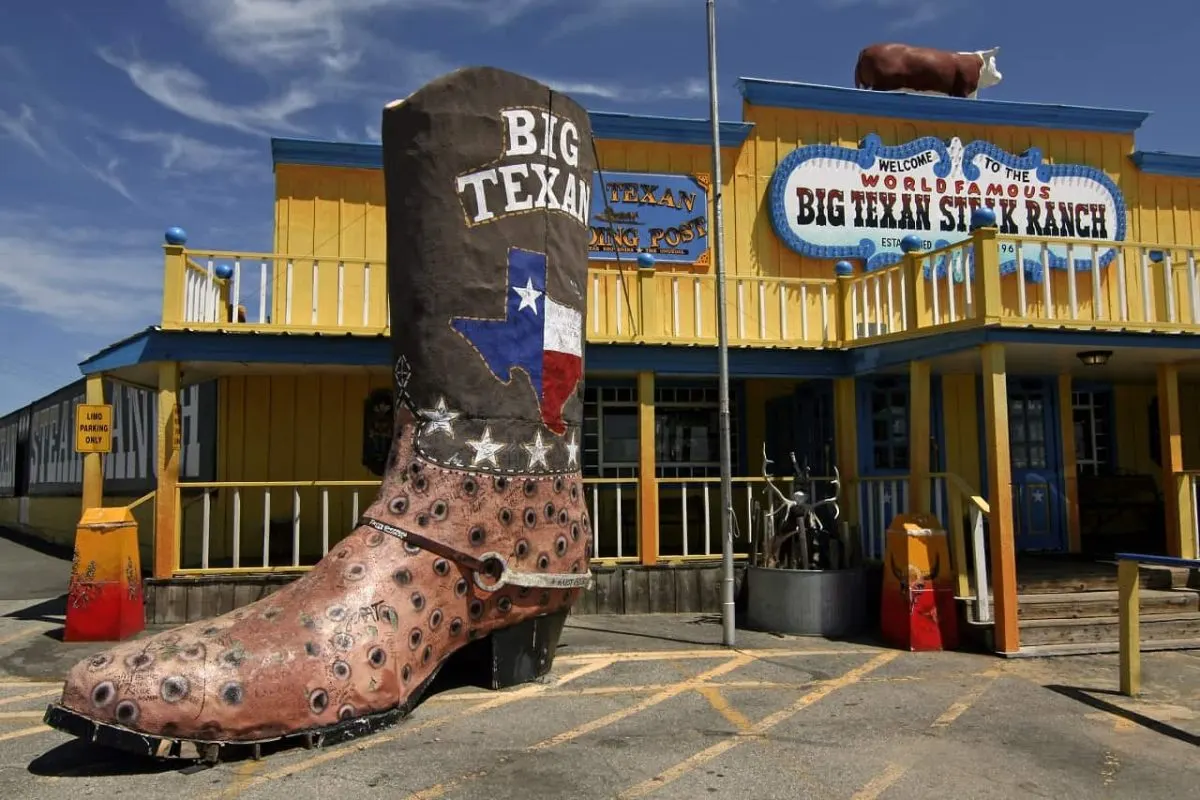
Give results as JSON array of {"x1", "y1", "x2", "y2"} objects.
[{"x1": 1008, "y1": 557, "x2": 1200, "y2": 657}]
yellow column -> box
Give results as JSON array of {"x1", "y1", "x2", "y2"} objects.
[
  {"x1": 837, "y1": 270, "x2": 855, "y2": 345},
  {"x1": 1058, "y1": 374, "x2": 1082, "y2": 553},
  {"x1": 80, "y1": 373, "x2": 106, "y2": 513},
  {"x1": 909, "y1": 360, "x2": 931, "y2": 514},
  {"x1": 833, "y1": 377, "x2": 859, "y2": 529},
  {"x1": 637, "y1": 371, "x2": 659, "y2": 565},
  {"x1": 1157, "y1": 364, "x2": 1194, "y2": 559},
  {"x1": 981, "y1": 343, "x2": 1019, "y2": 653},
  {"x1": 154, "y1": 362, "x2": 181, "y2": 578},
  {"x1": 901, "y1": 252, "x2": 928, "y2": 332}
]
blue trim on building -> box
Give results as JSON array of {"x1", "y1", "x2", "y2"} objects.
[
  {"x1": 1130, "y1": 151, "x2": 1200, "y2": 178},
  {"x1": 271, "y1": 113, "x2": 753, "y2": 171},
  {"x1": 735, "y1": 78, "x2": 1150, "y2": 134},
  {"x1": 80, "y1": 326, "x2": 1200, "y2": 379}
]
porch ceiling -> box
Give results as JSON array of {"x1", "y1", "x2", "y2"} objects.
[{"x1": 926, "y1": 342, "x2": 1200, "y2": 380}]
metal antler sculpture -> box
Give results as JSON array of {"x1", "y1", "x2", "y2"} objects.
[{"x1": 757, "y1": 443, "x2": 842, "y2": 570}]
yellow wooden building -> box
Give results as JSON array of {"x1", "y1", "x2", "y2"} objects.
[{"x1": 5, "y1": 76, "x2": 1200, "y2": 655}]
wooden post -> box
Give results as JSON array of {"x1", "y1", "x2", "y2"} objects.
[
  {"x1": 161, "y1": 239, "x2": 188, "y2": 328},
  {"x1": 973, "y1": 227, "x2": 1003, "y2": 323},
  {"x1": 1118, "y1": 559, "x2": 1141, "y2": 696},
  {"x1": 1157, "y1": 364, "x2": 1193, "y2": 559},
  {"x1": 1058, "y1": 374, "x2": 1082, "y2": 553},
  {"x1": 833, "y1": 377, "x2": 859, "y2": 529},
  {"x1": 837, "y1": 269, "x2": 855, "y2": 344},
  {"x1": 80, "y1": 373, "x2": 106, "y2": 513},
  {"x1": 636, "y1": 261, "x2": 659, "y2": 343},
  {"x1": 154, "y1": 362, "x2": 181, "y2": 578},
  {"x1": 981, "y1": 342, "x2": 1019, "y2": 653},
  {"x1": 909, "y1": 360, "x2": 931, "y2": 514},
  {"x1": 637, "y1": 371, "x2": 658, "y2": 565},
  {"x1": 902, "y1": 252, "x2": 927, "y2": 332}
]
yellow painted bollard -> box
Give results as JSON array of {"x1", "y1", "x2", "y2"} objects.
[
  {"x1": 1118, "y1": 559, "x2": 1141, "y2": 697},
  {"x1": 63, "y1": 507, "x2": 146, "y2": 642},
  {"x1": 880, "y1": 512, "x2": 960, "y2": 651}
]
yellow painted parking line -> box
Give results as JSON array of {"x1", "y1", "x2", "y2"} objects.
[
  {"x1": 0, "y1": 710, "x2": 46, "y2": 720},
  {"x1": 404, "y1": 655, "x2": 756, "y2": 800},
  {"x1": 616, "y1": 651, "x2": 900, "y2": 798},
  {"x1": 850, "y1": 762, "x2": 909, "y2": 800},
  {"x1": 696, "y1": 686, "x2": 753, "y2": 733},
  {"x1": 556, "y1": 647, "x2": 877, "y2": 664},
  {"x1": 0, "y1": 688, "x2": 58, "y2": 706},
  {"x1": 0, "y1": 724, "x2": 49, "y2": 743},
  {"x1": 210, "y1": 657, "x2": 618, "y2": 800},
  {"x1": 0, "y1": 626, "x2": 54, "y2": 647},
  {"x1": 849, "y1": 667, "x2": 1005, "y2": 799}
]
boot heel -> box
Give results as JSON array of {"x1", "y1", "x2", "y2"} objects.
[{"x1": 442, "y1": 610, "x2": 569, "y2": 690}]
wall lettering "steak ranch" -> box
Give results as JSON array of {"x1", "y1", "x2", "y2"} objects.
[{"x1": 455, "y1": 107, "x2": 592, "y2": 228}]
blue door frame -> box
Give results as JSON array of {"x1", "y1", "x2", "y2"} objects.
[{"x1": 977, "y1": 375, "x2": 1067, "y2": 553}]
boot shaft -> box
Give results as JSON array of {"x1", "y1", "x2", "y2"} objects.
[{"x1": 382, "y1": 67, "x2": 595, "y2": 477}]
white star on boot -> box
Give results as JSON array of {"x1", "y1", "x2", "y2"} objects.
[
  {"x1": 522, "y1": 430, "x2": 552, "y2": 470},
  {"x1": 417, "y1": 396, "x2": 460, "y2": 437},
  {"x1": 466, "y1": 427, "x2": 506, "y2": 467}
]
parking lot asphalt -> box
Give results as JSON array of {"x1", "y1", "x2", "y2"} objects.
[{"x1": 1, "y1": 533, "x2": 1198, "y2": 799}]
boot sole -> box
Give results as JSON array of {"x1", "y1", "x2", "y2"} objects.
[{"x1": 43, "y1": 609, "x2": 569, "y2": 764}]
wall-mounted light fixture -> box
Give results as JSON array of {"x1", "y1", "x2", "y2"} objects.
[{"x1": 1077, "y1": 350, "x2": 1113, "y2": 367}]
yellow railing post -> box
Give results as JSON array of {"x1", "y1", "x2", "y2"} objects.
[
  {"x1": 973, "y1": 226, "x2": 1003, "y2": 323},
  {"x1": 836, "y1": 261, "x2": 855, "y2": 344},
  {"x1": 902, "y1": 251, "x2": 926, "y2": 331},
  {"x1": 80, "y1": 373, "x2": 106, "y2": 513},
  {"x1": 1118, "y1": 559, "x2": 1141, "y2": 696},
  {"x1": 637, "y1": 371, "x2": 659, "y2": 565},
  {"x1": 154, "y1": 362, "x2": 181, "y2": 578},
  {"x1": 636, "y1": 258, "x2": 659, "y2": 343},
  {"x1": 162, "y1": 227, "x2": 188, "y2": 327}
]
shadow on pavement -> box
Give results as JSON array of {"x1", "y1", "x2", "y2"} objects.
[
  {"x1": 1044, "y1": 684, "x2": 1200, "y2": 746},
  {"x1": 27, "y1": 739, "x2": 191, "y2": 778}
]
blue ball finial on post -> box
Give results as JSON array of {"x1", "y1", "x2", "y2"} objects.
[
  {"x1": 834, "y1": 260, "x2": 854, "y2": 276},
  {"x1": 214, "y1": 263, "x2": 234, "y2": 281},
  {"x1": 970, "y1": 207, "x2": 997, "y2": 231},
  {"x1": 899, "y1": 234, "x2": 924, "y2": 254},
  {"x1": 164, "y1": 226, "x2": 188, "y2": 245},
  {"x1": 1148, "y1": 250, "x2": 1164, "y2": 263},
  {"x1": 636, "y1": 251, "x2": 656, "y2": 270}
]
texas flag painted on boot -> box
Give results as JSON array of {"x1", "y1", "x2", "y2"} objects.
[{"x1": 451, "y1": 247, "x2": 582, "y2": 436}]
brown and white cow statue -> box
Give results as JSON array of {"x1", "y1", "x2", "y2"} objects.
[{"x1": 854, "y1": 43, "x2": 1002, "y2": 99}]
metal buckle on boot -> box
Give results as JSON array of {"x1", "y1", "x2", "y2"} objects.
[{"x1": 473, "y1": 552, "x2": 595, "y2": 593}]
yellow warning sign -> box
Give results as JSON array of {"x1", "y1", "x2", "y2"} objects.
[{"x1": 75, "y1": 404, "x2": 113, "y2": 453}]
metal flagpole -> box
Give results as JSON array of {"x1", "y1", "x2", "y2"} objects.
[{"x1": 706, "y1": 0, "x2": 736, "y2": 647}]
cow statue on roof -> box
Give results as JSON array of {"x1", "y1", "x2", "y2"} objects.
[{"x1": 854, "y1": 43, "x2": 1002, "y2": 99}]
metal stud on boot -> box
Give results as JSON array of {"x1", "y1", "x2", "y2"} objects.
[{"x1": 43, "y1": 66, "x2": 596, "y2": 761}]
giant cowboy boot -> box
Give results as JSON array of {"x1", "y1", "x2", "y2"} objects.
[{"x1": 44, "y1": 66, "x2": 596, "y2": 760}]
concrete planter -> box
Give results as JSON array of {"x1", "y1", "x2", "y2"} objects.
[{"x1": 744, "y1": 565, "x2": 867, "y2": 637}]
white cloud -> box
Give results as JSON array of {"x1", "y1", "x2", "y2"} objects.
[
  {"x1": 541, "y1": 77, "x2": 709, "y2": 104},
  {"x1": 0, "y1": 104, "x2": 48, "y2": 160},
  {"x1": 98, "y1": 49, "x2": 319, "y2": 137},
  {"x1": 0, "y1": 210, "x2": 163, "y2": 336},
  {"x1": 82, "y1": 158, "x2": 136, "y2": 203},
  {"x1": 118, "y1": 130, "x2": 258, "y2": 174},
  {"x1": 820, "y1": 0, "x2": 955, "y2": 28}
]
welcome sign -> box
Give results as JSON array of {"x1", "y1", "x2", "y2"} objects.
[
  {"x1": 588, "y1": 171, "x2": 710, "y2": 266},
  {"x1": 768, "y1": 134, "x2": 1127, "y2": 278}
]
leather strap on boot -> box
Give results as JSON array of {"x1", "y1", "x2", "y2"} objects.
[{"x1": 358, "y1": 516, "x2": 594, "y2": 592}]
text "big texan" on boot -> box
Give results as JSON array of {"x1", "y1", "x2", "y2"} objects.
[{"x1": 454, "y1": 108, "x2": 593, "y2": 227}]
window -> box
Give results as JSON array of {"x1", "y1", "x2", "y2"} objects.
[
  {"x1": 582, "y1": 382, "x2": 740, "y2": 478},
  {"x1": 869, "y1": 380, "x2": 908, "y2": 471},
  {"x1": 1073, "y1": 389, "x2": 1113, "y2": 476}
]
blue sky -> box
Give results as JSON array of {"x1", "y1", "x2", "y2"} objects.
[{"x1": 1, "y1": 0, "x2": 1198, "y2": 415}]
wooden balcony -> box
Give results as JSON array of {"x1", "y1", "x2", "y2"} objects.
[{"x1": 161, "y1": 229, "x2": 1200, "y2": 350}]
